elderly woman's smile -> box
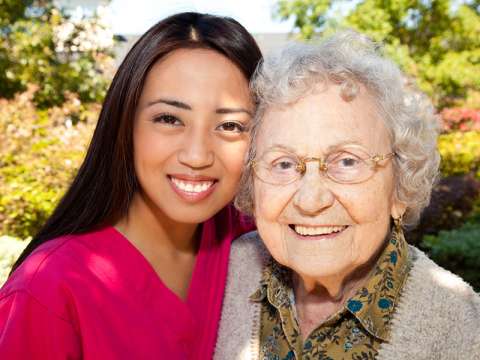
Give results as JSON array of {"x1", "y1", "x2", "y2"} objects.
[
  {"x1": 253, "y1": 83, "x2": 403, "y2": 293},
  {"x1": 288, "y1": 224, "x2": 347, "y2": 238}
]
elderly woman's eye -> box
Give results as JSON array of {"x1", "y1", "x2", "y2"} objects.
[
  {"x1": 339, "y1": 157, "x2": 360, "y2": 167},
  {"x1": 271, "y1": 158, "x2": 297, "y2": 171},
  {"x1": 329, "y1": 152, "x2": 363, "y2": 168}
]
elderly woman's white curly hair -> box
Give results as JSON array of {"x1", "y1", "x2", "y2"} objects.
[{"x1": 235, "y1": 30, "x2": 440, "y2": 228}]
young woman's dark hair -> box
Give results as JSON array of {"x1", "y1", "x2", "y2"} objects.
[{"x1": 11, "y1": 12, "x2": 262, "y2": 273}]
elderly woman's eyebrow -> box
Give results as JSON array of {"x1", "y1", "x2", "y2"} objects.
[
  {"x1": 325, "y1": 140, "x2": 366, "y2": 152},
  {"x1": 264, "y1": 141, "x2": 368, "y2": 155},
  {"x1": 265, "y1": 144, "x2": 298, "y2": 153},
  {"x1": 216, "y1": 107, "x2": 253, "y2": 117}
]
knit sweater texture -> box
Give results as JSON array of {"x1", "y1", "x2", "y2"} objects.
[{"x1": 215, "y1": 231, "x2": 480, "y2": 360}]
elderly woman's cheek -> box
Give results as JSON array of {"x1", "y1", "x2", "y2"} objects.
[
  {"x1": 253, "y1": 182, "x2": 291, "y2": 265},
  {"x1": 343, "y1": 183, "x2": 394, "y2": 265}
]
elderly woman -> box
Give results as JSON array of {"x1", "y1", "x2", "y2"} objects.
[{"x1": 215, "y1": 31, "x2": 480, "y2": 359}]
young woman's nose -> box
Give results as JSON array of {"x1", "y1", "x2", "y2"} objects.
[
  {"x1": 292, "y1": 164, "x2": 335, "y2": 215},
  {"x1": 177, "y1": 127, "x2": 214, "y2": 169}
]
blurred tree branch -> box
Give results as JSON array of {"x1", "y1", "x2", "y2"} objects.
[
  {"x1": 0, "y1": 0, "x2": 114, "y2": 108},
  {"x1": 274, "y1": 0, "x2": 480, "y2": 108}
]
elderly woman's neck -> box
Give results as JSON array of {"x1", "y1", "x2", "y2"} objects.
[
  {"x1": 292, "y1": 237, "x2": 387, "y2": 303},
  {"x1": 293, "y1": 269, "x2": 369, "y2": 303},
  {"x1": 292, "y1": 266, "x2": 372, "y2": 337}
]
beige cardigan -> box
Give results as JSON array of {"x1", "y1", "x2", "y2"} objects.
[{"x1": 215, "y1": 231, "x2": 480, "y2": 360}]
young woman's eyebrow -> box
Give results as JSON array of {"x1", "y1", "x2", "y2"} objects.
[
  {"x1": 145, "y1": 98, "x2": 192, "y2": 110},
  {"x1": 143, "y1": 100, "x2": 252, "y2": 117}
]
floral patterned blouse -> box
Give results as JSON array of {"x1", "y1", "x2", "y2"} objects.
[{"x1": 251, "y1": 230, "x2": 411, "y2": 360}]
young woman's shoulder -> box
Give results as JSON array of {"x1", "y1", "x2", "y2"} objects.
[
  {"x1": 3, "y1": 235, "x2": 78, "y2": 294},
  {"x1": 0, "y1": 230, "x2": 106, "y2": 358},
  {"x1": 0, "y1": 226, "x2": 180, "y2": 358},
  {"x1": 0, "y1": 227, "x2": 119, "y2": 314}
]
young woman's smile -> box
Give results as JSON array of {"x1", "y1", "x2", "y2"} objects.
[{"x1": 168, "y1": 174, "x2": 218, "y2": 202}]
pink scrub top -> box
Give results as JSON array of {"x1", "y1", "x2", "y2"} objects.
[{"x1": 0, "y1": 205, "x2": 253, "y2": 359}]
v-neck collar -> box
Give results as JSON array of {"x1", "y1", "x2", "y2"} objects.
[{"x1": 107, "y1": 224, "x2": 208, "y2": 306}]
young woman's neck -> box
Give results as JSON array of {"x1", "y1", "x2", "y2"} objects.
[
  {"x1": 116, "y1": 192, "x2": 199, "y2": 255},
  {"x1": 114, "y1": 192, "x2": 201, "y2": 299}
]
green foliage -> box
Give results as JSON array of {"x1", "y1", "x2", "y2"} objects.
[
  {"x1": 421, "y1": 222, "x2": 480, "y2": 291},
  {"x1": 0, "y1": 1, "x2": 112, "y2": 239},
  {"x1": 274, "y1": 0, "x2": 480, "y2": 108},
  {"x1": 0, "y1": 1, "x2": 115, "y2": 108},
  {"x1": 0, "y1": 87, "x2": 98, "y2": 238},
  {"x1": 275, "y1": 0, "x2": 333, "y2": 39},
  {"x1": 438, "y1": 131, "x2": 480, "y2": 178}
]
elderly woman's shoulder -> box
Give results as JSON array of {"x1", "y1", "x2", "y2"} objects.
[
  {"x1": 232, "y1": 229, "x2": 266, "y2": 253},
  {"x1": 379, "y1": 245, "x2": 480, "y2": 359},
  {"x1": 231, "y1": 230, "x2": 271, "y2": 269},
  {"x1": 406, "y1": 245, "x2": 480, "y2": 309}
]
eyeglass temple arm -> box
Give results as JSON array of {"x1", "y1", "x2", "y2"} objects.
[{"x1": 370, "y1": 152, "x2": 396, "y2": 164}]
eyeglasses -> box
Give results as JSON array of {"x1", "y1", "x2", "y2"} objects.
[{"x1": 251, "y1": 145, "x2": 395, "y2": 185}]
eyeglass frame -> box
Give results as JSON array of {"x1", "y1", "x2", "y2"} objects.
[{"x1": 250, "y1": 146, "x2": 396, "y2": 185}]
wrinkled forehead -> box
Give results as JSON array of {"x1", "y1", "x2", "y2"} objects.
[{"x1": 255, "y1": 85, "x2": 392, "y2": 156}]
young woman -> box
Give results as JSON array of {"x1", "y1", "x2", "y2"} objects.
[{"x1": 0, "y1": 12, "x2": 261, "y2": 359}]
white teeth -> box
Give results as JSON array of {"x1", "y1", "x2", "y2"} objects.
[
  {"x1": 171, "y1": 177, "x2": 214, "y2": 193},
  {"x1": 294, "y1": 225, "x2": 346, "y2": 236}
]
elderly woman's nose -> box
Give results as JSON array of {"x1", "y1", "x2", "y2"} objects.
[
  {"x1": 177, "y1": 128, "x2": 214, "y2": 169},
  {"x1": 292, "y1": 171, "x2": 335, "y2": 215}
]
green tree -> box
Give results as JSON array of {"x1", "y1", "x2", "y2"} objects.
[
  {"x1": 0, "y1": 0, "x2": 114, "y2": 108},
  {"x1": 0, "y1": 1, "x2": 112, "y2": 238},
  {"x1": 275, "y1": 0, "x2": 480, "y2": 108}
]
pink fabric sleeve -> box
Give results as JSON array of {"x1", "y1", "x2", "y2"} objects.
[{"x1": 0, "y1": 290, "x2": 81, "y2": 359}]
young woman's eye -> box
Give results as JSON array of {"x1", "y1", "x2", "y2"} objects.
[
  {"x1": 216, "y1": 121, "x2": 246, "y2": 133},
  {"x1": 152, "y1": 114, "x2": 182, "y2": 126}
]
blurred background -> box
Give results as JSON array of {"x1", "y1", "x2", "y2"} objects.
[{"x1": 1, "y1": 0, "x2": 479, "y2": 288}]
